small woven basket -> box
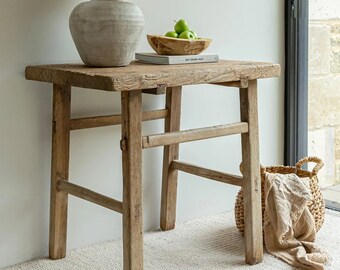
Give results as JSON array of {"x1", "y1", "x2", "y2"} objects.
[{"x1": 234, "y1": 156, "x2": 326, "y2": 234}]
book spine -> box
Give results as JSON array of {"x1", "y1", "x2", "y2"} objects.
[{"x1": 169, "y1": 55, "x2": 218, "y2": 64}]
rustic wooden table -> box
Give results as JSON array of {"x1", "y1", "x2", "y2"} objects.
[{"x1": 25, "y1": 60, "x2": 280, "y2": 270}]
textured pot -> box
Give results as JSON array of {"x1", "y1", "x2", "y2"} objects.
[{"x1": 69, "y1": 0, "x2": 144, "y2": 67}]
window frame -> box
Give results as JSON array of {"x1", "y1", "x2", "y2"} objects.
[{"x1": 284, "y1": 0, "x2": 309, "y2": 166}]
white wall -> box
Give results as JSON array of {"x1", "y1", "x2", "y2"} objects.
[{"x1": 0, "y1": 0, "x2": 284, "y2": 268}]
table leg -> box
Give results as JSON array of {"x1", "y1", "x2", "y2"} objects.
[
  {"x1": 49, "y1": 84, "x2": 71, "y2": 259},
  {"x1": 121, "y1": 90, "x2": 144, "y2": 270},
  {"x1": 160, "y1": 86, "x2": 182, "y2": 231},
  {"x1": 239, "y1": 80, "x2": 263, "y2": 264}
]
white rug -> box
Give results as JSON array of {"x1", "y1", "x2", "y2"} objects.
[{"x1": 4, "y1": 210, "x2": 340, "y2": 270}]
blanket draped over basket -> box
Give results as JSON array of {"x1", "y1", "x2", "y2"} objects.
[
  {"x1": 264, "y1": 173, "x2": 331, "y2": 269},
  {"x1": 235, "y1": 157, "x2": 326, "y2": 235}
]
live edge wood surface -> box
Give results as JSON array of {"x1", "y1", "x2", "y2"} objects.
[{"x1": 25, "y1": 60, "x2": 280, "y2": 91}]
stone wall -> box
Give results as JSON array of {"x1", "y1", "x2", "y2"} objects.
[{"x1": 309, "y1": 1, "x2": 340, "y2": 187}]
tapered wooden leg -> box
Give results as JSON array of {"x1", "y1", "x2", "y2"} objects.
[
  {"x1": 160, "y1": 86, "x2": 182, "y2": 231},
  {"x1": 121, "y1": 91, "x2": 144, "y2": 270},
  {"x1": 239, "y1": 80, "x2": 263, "y2": 265},
  {"x1": 49, "y1": 84, "x2": 71, "y2": 259}
]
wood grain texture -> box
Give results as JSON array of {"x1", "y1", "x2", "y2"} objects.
[
  {"x1": 171, "y1": 161, "x2": 243, "y2": 187},
  {"x1": 30, "y1": 56, "x2": 279, "y2": 268},
  {"x1": 239, "y1": 80, "x2": 263, "y2": 265},
  {"x1": 121, "y1": 90, "x2": 144, "y2": 270},
  {"x1": 70, "y1": 109, "x2": 168, "y2": 130},
  {"x1": 142, "y1": 122, "x2": 248, "y2": 149},
  {"x1": 142, "y1": 84, "x2": 166, "y2": 95},
  {"x1": 57, "y1": 180, "x2": 123, "y2": 213},
  {"x1": 160, "y1": 87, "x2": 182, "y2": 231},
  {"x1": 211, "y1": 78, "x2": 248, "y2": 88},
  {"x1": 49, "y1": 84, "x2": 71, "y2": 260},
  {"x1": 25, "y1": 60, "x2": 281, "y2": 92},
  {"x1": 147, "y1": 35, "x2": 212, "y2": 55}
]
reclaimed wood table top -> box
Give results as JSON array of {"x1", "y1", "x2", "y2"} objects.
[{"x1": 25, "y1": 60, "x2": 280, "y2": 92}]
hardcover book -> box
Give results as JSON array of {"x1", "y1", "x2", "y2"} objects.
[{"x1": 135, "y1": 53, "x2": 219, "y2": 65}]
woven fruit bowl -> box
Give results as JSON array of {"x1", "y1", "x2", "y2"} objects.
[{"x1": 147, "y1": 34, "x2": 212, "y2": 55}]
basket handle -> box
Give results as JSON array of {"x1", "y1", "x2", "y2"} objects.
[{"x1": 295, "y1": 156, "x2": 324, "y2": 174}]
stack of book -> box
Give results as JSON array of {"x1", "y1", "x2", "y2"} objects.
[{"x1": 135, "y1": 53, "x2": 219, "y2": 65}]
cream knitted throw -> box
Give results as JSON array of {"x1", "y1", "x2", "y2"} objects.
[{"x1": 264, "y1": 173, "x2": 331, "y2": 270}]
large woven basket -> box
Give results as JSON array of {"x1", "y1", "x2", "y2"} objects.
[{"x1": 235, "y1": 156, "x2": 326, "y2": 234}]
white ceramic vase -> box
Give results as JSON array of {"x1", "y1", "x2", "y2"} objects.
[{"x1": 69, "y1": 0, "x2": 144, "y2": 67}]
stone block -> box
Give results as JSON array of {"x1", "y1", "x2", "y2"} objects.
[
  {"x1": 310, "y1": 0, "x2": 340, "y2": 20},
  {"x1": 336, "y1": 162, "x2": 340, "y2": 183},
  {"x1": 331, "y1": 22, "x2": 340, "y2": 73},
  {"x1": 308, "y1": 75, "x2": 340, "y2": 129},
  {"x1": 309, "y1": 24, "x2": 331, "y2": 75},
  {"x1": 335, "y1": 126, "x2": 340, "y2": 160},
  {"x1": 308, "y1": 128, "x2": 336, "y2": 187}
]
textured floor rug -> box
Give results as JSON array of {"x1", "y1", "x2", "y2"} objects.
[{"x1": 4, "y1": 210, "x2": 340, "y2": 270}]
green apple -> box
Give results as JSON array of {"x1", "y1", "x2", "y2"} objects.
[
  {"x1": 179, "y1": 31, "x2": 195, "y2": 40},
  {"x1": 174, "y1": 19, "x2": 190, "y2": 34},
  {"x1": 165, "y1": 31, "x2": 178, "y2": 38},
  {"x1": 190, "y1": 30, "x2": 198, "y2": 39}
]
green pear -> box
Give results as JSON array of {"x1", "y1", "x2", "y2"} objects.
[
  {"x1": 190, "y1": 30, "x2": 198, "y2": 39},
  {"x1": 174, "y1": 19, "x2": 190, "y2": 34},
  {"x1": 179, "y1": 31, "x2": 195, "y2": 40},
  {"x1": 165, "y1": 31, "x2": 178, "y2": 38}
]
